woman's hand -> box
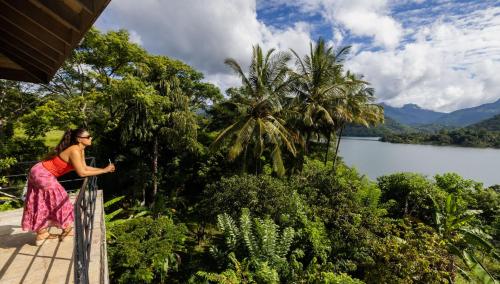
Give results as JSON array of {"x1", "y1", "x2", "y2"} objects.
[{"x1": 104, "y1": 163, "x2": 115, "y2": 173}]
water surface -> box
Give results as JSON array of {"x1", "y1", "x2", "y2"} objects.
[{"x1": 338, "y1": 137, "x2": 500, "y2": 186}]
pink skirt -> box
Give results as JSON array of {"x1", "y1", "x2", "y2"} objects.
[{"x1": 21, "y1": 162, "x2": 74, "y2": 232}]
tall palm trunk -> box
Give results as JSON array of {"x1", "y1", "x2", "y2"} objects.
[
  {"x1": 305, "y1": 131, "x2": 311, "y2": 153},
  {"x1": 332, "y1": 125, "x2": 344, "y2": 170},
  {"x1": 323, "y1": 131, "x2": 331, "y2": 165},
  {"x1": 242, "y1": 145, "x2": 248, "y2": 174},
  {"x1": 152, "y1": 135, "x2": 159, "y2": 205}
]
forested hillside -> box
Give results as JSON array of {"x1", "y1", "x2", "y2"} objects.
[
  {"x1": 469, "y1": 114, "x2": 500, "y2": 131},
  {"x1": 1, "y1": 28, "x2": 498, "y2": 283},
  {"x1": 343, "y1": 116, "x2": 414, "y2": 137},
  {"x1": 381, "y1": 99, "x2": 500, "y2": 127}
]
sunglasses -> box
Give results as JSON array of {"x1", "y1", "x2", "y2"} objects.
[{"x1": 78, "y1": 135, "x2": 93, "y2": 139}]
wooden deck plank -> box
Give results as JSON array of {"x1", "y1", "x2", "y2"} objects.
[{"x1": 0, "y1": 191, "x2": 106, "y2": 284}]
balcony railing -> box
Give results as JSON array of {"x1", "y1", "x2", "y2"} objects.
[
  {"x1": 0, "y1": 158, "x2": 100, "y2": 284},
  {"x1": 74, "y1": 157, "x2": 99, "y2": 284}
]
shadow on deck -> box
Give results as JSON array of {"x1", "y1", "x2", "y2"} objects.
[{"x1": 0, "y1": 191, "x2": 107, "y2": 284}]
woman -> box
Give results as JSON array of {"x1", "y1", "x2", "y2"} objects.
[{"x1": 21, "y1": 128, "x2": 115, "y2": 245}]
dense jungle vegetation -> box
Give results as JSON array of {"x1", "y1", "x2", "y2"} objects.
[
  {"x1": 380, "y1": 128, "x2": 500, "y2": 148},
  {"x1": 1, "y1": 28, "x2": 499, "y2": 283}
]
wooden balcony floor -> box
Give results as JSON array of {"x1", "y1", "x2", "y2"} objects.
[
  {"x1": 0, "y1": 191, "x2": 106, "y2": 284},
  {"x1": 0, "y1": 207, "x2": 74, "y2": 283}
]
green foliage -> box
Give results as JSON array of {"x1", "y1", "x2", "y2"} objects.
[
  {"x1": 0, "y1": 157, "x2": 17, "y2": 184},
  {"x1": 462, "y1": 250, "x2": 497, "y2": 284},
  {"x1": 343, "y1": 116, "x2": 413, "y2": 137},
  {"x1": 196, "y1": 252, "x2": 279, "y2": 284},
  {"x1": 364, "y1": 220, "x2": 452, "y2": 283},
  {"x1": 315, "y1": 272, "x2": 365, "y2": 284},
  {"x1": 435, "y1": 173, "x2": 483, "y2": 195},
  {"x1": 198, "y1": 209, "x2": 294, "y2": 283},
  {"x1": 0, "y1": 157, "x2": 24, "y2": 211},
  {"x1": 0, "y1": 197, "x2": 23, "y2": 211},
  {"x1": 381, "y1": 128, "x2": 500, "y2": 148},
  {"x1": 0, "y1": 80, "x2": 39, "y2": 140},
  {"x1": 431, "y1": 192, "x2": 499, "y2": 282},
  {"x1": 210, "y1": 45, "x2": 298, "y2": 177},
  {"x1": 0, "y1": 136, "x2": 47, "y2": 161},
  {"x1": 213, "y1": 209, "x2": 295, "y2": 270},
  {"x1": 20, "y1": 100, "x2": 73, "y2": 138},
  {"x1": 107, "y1": 216, "x2": 187, "y2": 283},
  {"x1": 202, "y1": 174, "x2": 305, "y2": 225},
  {"x1": 469, "y1": 114, "x2": 500, "y2": 131},
  {"x1": 378, "y1": 172, "x2": 442, "y2": 223},
  {"x1": 5, "y1": 25, "x2": 500, "y2": 284}
]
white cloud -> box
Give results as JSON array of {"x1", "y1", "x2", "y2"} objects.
[
  {"x1": 95, "y1": 0, "x2": 500, "y2": 111},
  {"x1": 279, "y1": 0, "x2": 403, "y2": 49},
  {"x1": 128, "y1": 30, "x2": 143, "y2": 45},
  {"x1": 96, "y1": 0, "x2": 314, "y2": 93},
  {"x1": 347, "y1": 6, "x2": 500, "y2": 112},
  {"x1": 329, "y1": 0, "x2": 403, "y2": 49}
]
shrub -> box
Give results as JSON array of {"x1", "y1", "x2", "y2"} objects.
[
  {"x1": 201, "y1": 174, "x2": 306, "y2": 226},
  {"x1": 378, "y1": 173, "x2": 444, "y2": 223},
  {"x1": 107, "y1": 216, "x2": 187, "y2": 283},
  {"x1": 363, "y1": 220, "x2": 452, "y2": 283}
]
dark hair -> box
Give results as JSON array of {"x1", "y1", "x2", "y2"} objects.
[{"x1": 44, "y1": 128, "x2": 88, "y2": 160}]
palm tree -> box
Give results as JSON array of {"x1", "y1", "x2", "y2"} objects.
[
  {"x1": 331, "y1": 73, "x2": 384, "y2": 169},
  {"x1": 210, "y1": 45, "x2": 298, "y2": 177},
  {"x1": 289, "y1": 38, "x2": 350, "y2": 164},
  {"x1": 431, "y1": 193, "x2": 499, "y2": 283}
]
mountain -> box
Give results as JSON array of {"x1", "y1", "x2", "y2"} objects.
[
  {"x1": 343, "y1": 116, "x2": 415, "y2": 137},
  {"x1": 467, "y1": 114, "x2": 500, "y2": 131},
  {"x1": 435, "y1": 99, "x2": 500, "y2": 126},
  {"x1": 381, "y1": 99, "x2": 500, "y2": 127},
  {"x1": 381, "y1": 103, "x2": 445, "y2": 125}
]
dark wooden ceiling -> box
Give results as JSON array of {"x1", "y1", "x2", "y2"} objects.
[{"x1": 0, "y1": 0, "x2": 110, "y2": 83}]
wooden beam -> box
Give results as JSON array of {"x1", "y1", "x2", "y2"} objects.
[
  {"x1": 0, "y1": 48, "x2": 49, "y2": 83},
  {"x1": 0, "y1": 0, "x2": 111, "y2": 83},
  {"x1": 0, "y1": 17, "x2": 63, "y2": 60},
  {"x1": 0, "y1": 31, "x2": 58, "y2": 71},
  {"x1": 0, "y1": 3, "x2": 69, "y2": 53},
  {"x1": 67, "y1": 0, "x2": 94, "y2": 14},
  {"x1": 77, "y1": 0, "x2": 95, "y2": 13},
  {"x1": 31, "y1": 0, "x2": 83, "y2": 31},
  {"x1": 0, "y1": 67, "x2": 42, "y2": 83},
  {"x1": 0, "y1": 53, "x2": 23, "y2": 70},
  {"x1": 2, "y1": 0, "x2": 77, "y2": 46}
]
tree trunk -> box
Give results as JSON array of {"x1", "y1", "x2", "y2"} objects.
[
  {"x1": 404, "y1": 196, "x2": 409, "y2": 216},
  {"x1": 79, "y1": 64, "x2": 88, "y2": 127},
  {"x1": 305, "y1": 131, "x2": 311, "y2": 153},
  {"x1": 152, "y1": 136, "x2": 159, "y2": 205},
  {"x1": 141, "y1": 184, "x2": 146, "y2": 206},
  {"x1": 242, "y1": 145, "x2": 248, "y2": 174},
  {"x1": 81, "y1": 101, "x2": 88, "y2": 128},
  {"x1": 323, "y1": 132, "x2": 331, "y2": 165},
  {"x1": 332, "y1": 126, "x2": 344, "y2": 171}
]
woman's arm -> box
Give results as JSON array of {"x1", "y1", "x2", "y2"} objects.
[
  {"x1": 69, "y1": 149, "x2": 114, "y2": 177},
  {"x1": 81, "y1": 150, "x2": 111, "y2": 172}
]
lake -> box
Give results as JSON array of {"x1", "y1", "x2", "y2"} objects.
[{"x1": 338, "y1": 137, "x2": 500, "y2": 186}]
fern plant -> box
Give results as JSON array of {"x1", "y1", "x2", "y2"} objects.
[
  {"x1": 201, "y1": 208, "x2": 295, "y2": 283},
  {"x1": 224, "y1": 208, "x2": 294, "y2": 267}
]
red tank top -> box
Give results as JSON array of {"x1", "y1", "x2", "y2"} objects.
[{"x1": 42, "y1": 156, "x2": 74, "y2": 177}]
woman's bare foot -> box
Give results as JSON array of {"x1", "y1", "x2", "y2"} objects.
[
  {"x1": 59, "y1": 226, "x2": 74, "y2": 242},
  {"x1": 35, "y1": 229, "x2": 59, "y2": 246}
]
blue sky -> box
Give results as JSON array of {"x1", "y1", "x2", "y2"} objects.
[{"x1": 96, "y1": 0, "x2": 500, "y2": 112}]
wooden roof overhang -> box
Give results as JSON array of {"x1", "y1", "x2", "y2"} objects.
[{"x1": 0, "y1": 0, "x2": 110, "y2": 83}]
